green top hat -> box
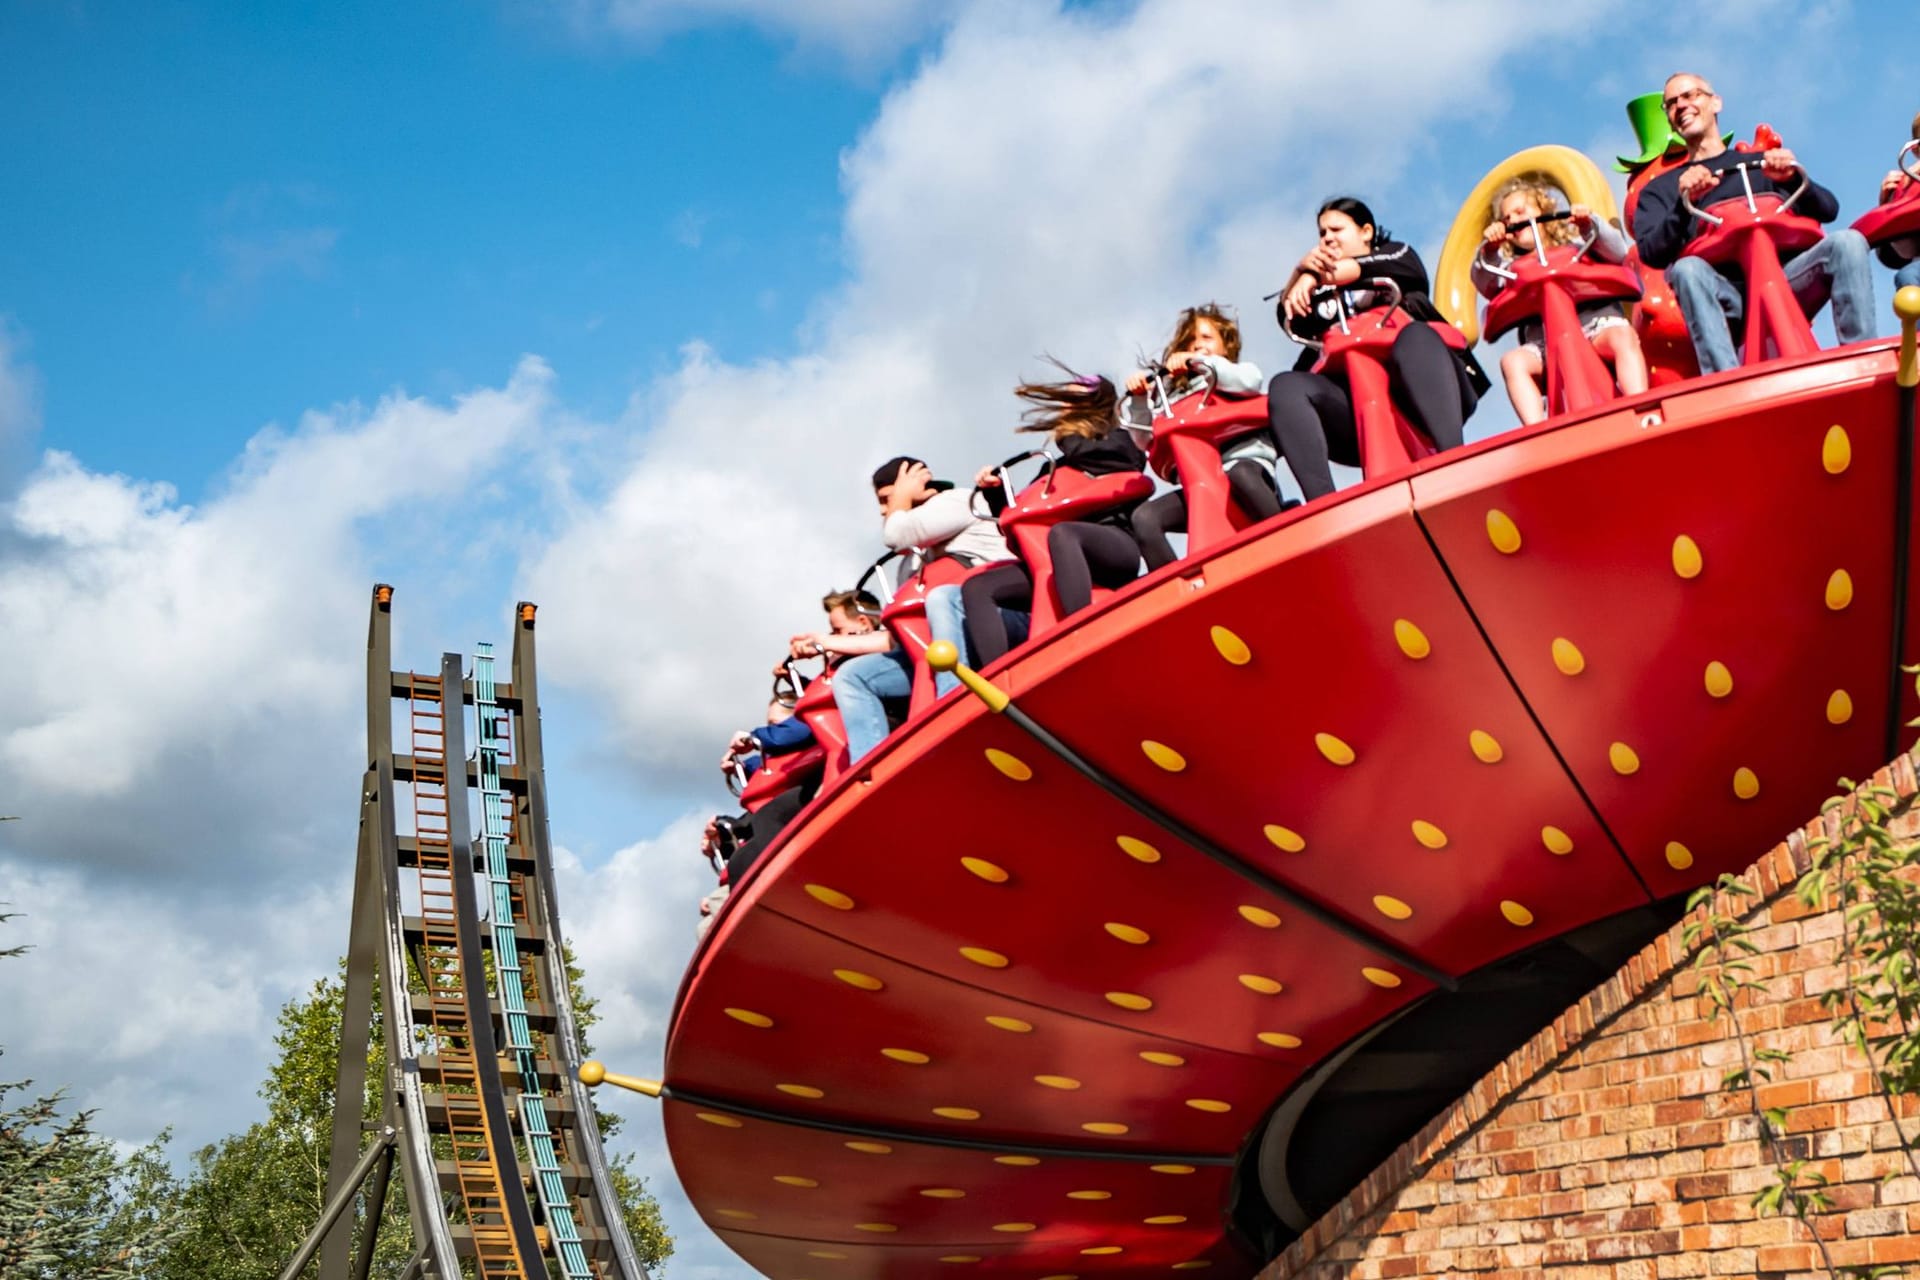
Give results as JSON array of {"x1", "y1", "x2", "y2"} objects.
[{"x1": 1616, "y1": 90, "x2": 1733, "y2": 172}]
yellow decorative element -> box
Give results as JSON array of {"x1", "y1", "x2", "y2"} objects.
[
  {"x1": 1362, "y1": 967, "x2": 1403, "y2": 988},
  {"x1": 1672, "y1": 534, "x2": 1704, "y2": 579},
  {"x1": 1264, "y1": 824, "x2": 1306, "y2": 853},
  {"x1": 776, "y1": 1083, "x2": 824, "y2": 1099},
  {"x1": 960, "y1": 946, "x2": 1009, "y2": 968},
  {"x1": 1436, "y1": 144, "x2": 1624, "y2": 341},
  {"x1": 1411, "y1": 820, "x2": 1448, "y2": 850},
  {"x1": 1823, "y1": 425, "x2": 1852, "y2": 475},
  {"x1": 1828, "y1": 689, "x2": 1854, "y2": 724},
  {"x1": 994, "y1": 1155, "x2": 1040, "y2": 1166},
  {"x1": 1083, "y1": 1246, "x2": 1124, "y2": 1256},
  {"x1": 1393, "y1": 618, "x2": 1431, "y2": 659},
  {"x1": 1117, "y1": 835, "x2": 1162, "y2": 863},
  {"x1": 808, "y1": 1250, "x2": 850, "y2": 1259},
  {"x1": 1142, "y1": 740, "x2": 1187, "y2": 772},
  {"x1": 576, "y1": 1061, "x2": 661, "y2": 1096},
  {"x1": 834, "y1": 969, "x2": 883, "y2": 991},
  {"x1": 1104, "y1": 922, "x2": 1151, "y2": 945},
  {"x1": 1258, "y1": 1032, "x2": 1303, "y2": 1049},
  {"x1": 926, "y1": 640, "x2": 1011, "y2": 713},
  {"x1": 933, "y1": 1106, "x2": 981, "y2": 1120},
  {"x1": 991, "y1": 1222, "x2": 1038, "y2": 1233},
  {"x1": 1609, "y1": 742, "x2": 1640, "y2": 775},
  {"x1": 713, "y1": 1209, "x2": 756, "y2": 1220},
  {"x1": 1469, "y1": 730, "x2": 1503, "y2": 764},
  {"x1": 724, "y1": 1008, "x2": 774, "y2": 1029},
  {"x1": 1542, "y1": 825, "x2": 1573, "y2": 855},
  {"x1": 1898, "y1": 284, "x2": 1920, "y2": 388},
  {"x1": 1500, "y1": 900, "x2": 1536, "y2": 927},
  {"x1": 1151, "y1": 1164, "x2": 1197, "y2": 1175},
  {"x1": 1485, "y1": 508, "x2": 1523, "y2": 554},
  {"x1": 1551, "y1": 637, "x2": 1585, "y2": 676},
  {"x1": 1067, "y1": 1190, "x2": 1113, "y2": 1200},
  {"x1": 1238, "y1": 974, "x2": 1283, "y2": 995},
  {"x1": 1238, "y1": 905, "x2": 1281, "y2": 929},
  {"x1": 985, "y1": 1015, "x2": 1033, "y2": 1033},
  {"x1": 920, "y1": 1188, "x2": 967, "y2": 1199},
  {"x1": 1081, "y1": 1122, "x2": 1130, "y2": 1135},
  {"x1": 1372, "y1": 895, "x2": 1413, "y2": 920},
  {"x1": 985, "y1": 748, "x2": 1032, "y2": 780},
  {"x1": 1315, "y1": 732, "x2": 1356, "y2": 766},
  {"x1": 960, "y1": 856, "x2": 1009, "y2": 884},
  {"x1": 1035, "y1": 1075, "x2": 1082, "y2": 1090},
  {"x1": 938, "y1": 1256, "x2": 981, "y2": 1264},
  {"x1": 1139, "y1": 1051, "x2": 1185, "y2": 1067},
  {"x1": 696, "y1": 1112, "x2": 743, "y2": 1128},
  {"x1": 804, "y1": 883, "x2": 854, "y2": 911},
  {"x1": 1185, "y1": 1098, "x2": 1232, "y2": 1113},
  {"x1": 1826, "y1": 569, "x2": 1854, "y2": 611},
  {"x1": 882, "y1": 1048, "x2": 930, "y2": 1065},
  {"x1": 1145, "y1": 1215, "x2": 1189, "y2": 1225},
  {"x1": 1704, "y1": 661, "x2": 1733, "y2": 699},
  {"x1": 1665, "y1": 841, "x2": 1694, "y2": 870},
  {"x1": 774, "y1": 1175, "x2": 819, "y2": 1187},
  {"x1": 854, "y1": 1222, "x2": 898, "y2": 1233},
  {"x1": 1173, "y1": 1262, "x2": 1214, "y2": 1270},
  {"x1": 1210, "y1": 625, "x2": 1252, "y2": 665},
  {"x1": 1733, "y1": 767, "x2": 1760, "y2": 800},
  {"x1": 1105, "y1": 991, "x2": 1153, "y2": 1011},
  {"x1": 845, "y1": 1141, "x2": 892, "y2": 1154}
]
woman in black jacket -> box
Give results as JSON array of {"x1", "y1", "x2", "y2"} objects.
[{"x1": 1267, "y1": 197, "x2": 1480, "y2": 501}]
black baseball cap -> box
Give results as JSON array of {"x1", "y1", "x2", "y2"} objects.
[{"x1": 870, "y1": 456, "x2": 953, "y2": 493}]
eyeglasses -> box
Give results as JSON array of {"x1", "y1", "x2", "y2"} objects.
[{"x1": 1663, "y1": 87, "x2": 1712, "y2": 110}]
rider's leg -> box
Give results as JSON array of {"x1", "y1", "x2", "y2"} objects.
[
  {"x1": 960, "y1": 562, "x2": 1031, "y2": 666},
  {"x1": 834, "y1": 651, "x2": 912, "y2": 763},
  {"x1": 1048, "y1": 522, "x2": 1143, "y2": 617},
  {"x1": 1388, "y1": 322, "x2": 1470, "y2": 449},
  {"x1": 1500, "y1": 344, "x2": 1546, "y2": 425},
  {"x1": 921, "y1": 584, "x2": 965, "y2": 697},
  {"x1": 1265, "y1": 369, "x2": 1352, "y2": 501},
  {"x1": 1225, "y1": 459, "x2": 1283, "y2": 519},
  {"x1": 1665, "y1": 255, "x2": 1743, "y2": 373},
  {"x1": 1594, "y1": 323, "x2": 1649, "y2": 395},
  {"x1": 1897, "y1": 259, "x2": 1920, "y2": 291},
  {"x1": 1784, "y1": 227, "x2": 1875, "y2": 346},
  {"x1": 1131, "y1": 490, "x2": 1186, "y2": 571}
]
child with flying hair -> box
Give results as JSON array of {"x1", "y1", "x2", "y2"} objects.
[
  {"x1": 1472, "y1": 175, "x2": 1648, "y2": 425},
  {"x1": 1874, "y1": 110, "x2": 1920, "y2": 292}
]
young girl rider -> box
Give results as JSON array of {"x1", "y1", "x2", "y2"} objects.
[
  {"x1": 1472, "y1": 177, "x2": 1649, "y2": 424},
  {"x1": 1123, "y1": 303, "x2": 1285, "y2": 570}
]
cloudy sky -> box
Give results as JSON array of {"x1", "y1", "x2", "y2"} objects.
[{"x1": 3, "y1": 1, "x2": 1916, "y2": 1275}]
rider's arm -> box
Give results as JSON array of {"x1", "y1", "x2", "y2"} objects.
[
  {"x1": 1631, "y1": 171, "x2": 1692, "y2": 270},
  {"x1": 1586, "y1": 219, "x2": 1633, "y2": 265},
  {"x1": 1352, "y1": 239, "x2": 1431, "y2": 298},
  {"x1": 752, "y1": 718, "x2": 816, "y2": 754},
  {"x1": 1792, "y1": 172, "x2": 1840, "y2": 225},
  {"x1": 820, "y1": 631, "x2": 893, "y2": 657},
  {"x1": 879, "y1": 489, "x2": 971, "y2": 551},
  {"x1": 1469, "y1": 245, "x2": 1508, "y2": 299},
  {"x1": 1194, "y1": 355, "x2": 1264, "y2": 393}
]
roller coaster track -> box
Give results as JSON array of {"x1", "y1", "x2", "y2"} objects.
[{"x1": 307, "y1": 587, "x2": 650, "y2": 1280}]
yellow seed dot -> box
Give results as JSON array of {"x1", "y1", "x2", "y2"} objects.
[
  {"x1": 1082, "y1": 1122, "x2": 1129, "y2": 1135},
  {"x1": 1035, "y1": 1075, "x2": 1082, "y2": 1090},
  {"x1": 1552, "y1": 637, "x2": 1585, "y2": 675},
  {"x1": 1733, "y1": 767, "x2": 1760, "y2": 800},
  {"x1": 1823, "y1": 424, "x2": 1852, "y2": 474},
  {"x1": 1486, "y1": 508, "x2": 1522, "y2": 554},
  {"x1": 1067, "y1": 1190, "x2": 1112, "y2": 1201},
  {"x1": 938, "y1": 1256, "x2": 981, "y2": 1263},
  {"x1": 845, "y1": 1141, "x2": 891, "y2": 1154},
  {"x1": 713, "y1": 1209, "x2": 756, "y2": 1220},
  {"x1": 1185, "y1": 1099, "x2": 1231, "y2": 1113},
  {"x1": 960, "y1": 946, "x2": 1009, "y2": 968},
  {"x1": 696, "y1": 1112, "x2": 743, "y2": 1128},
  {"x1": 1238, "y1": 974, "x2": 1283, "y2": 995},
  {"x1": 1258, "y1": 1032, "x2": 1303, "y2": 1049},
  {"x1": 933, "y1": 1106, "x2": 980, "y2": 1120},
  {"x1": 1704, "y1": 661, "x2": 1733, "y2": 698},
  {"x1": 1105, "y1": 991, "x2": 1153, "y2": 1011},
  {"x1": 1238, "y1": 905, "x2": 1281, "y2": 929},
  {"x1": 1672, "y1": 534, "x2": 1704, "y2": 579},
  {"x1": 1828, "y1": 689, "x2": 1853, "y2": 724},
  {"x1": 1117, "y1": 835, "x2": 1162, "y2": 863},
  {"x1": 774, "y1": 1175, "x2": 819, "y2": 1187},
  {"x1": 1410, "y1": 820, "x2": 1448, "y2": 850},
  {"x1": 854, "y1": 1222, "x2": 898, "y2": 1233},
  {"x1": 1665, "y1": 841, "x2": 1694, "y2": 870},
  {"x1": 1826, "y1": 569, "x2": 1853, "y2": 611},
  {"x1": 1372, "y1": 895, "x2": 1413, "y2": 920},
  {"x1": 1145, "y1": 1215, "x2": 1189, "y2": 1225},
  {"x1": 804, "y1": 884, "x2": 854, "y2": 910},
  {"x1": 1139, "y1": 1051, "x2": 1185, "y2": 1067},
  {"x1": 833, "y1": 969, "x2": 883, "y2": 991},
  {"x1": 1393, "y1": 618, "x2": 1431, "y2": 659},
  {"x1": 1174, "y1": 1261, "x2": 1213, "y2": 1269},
  {"x1": 992, "y1": 1221, "x2": 1037, "y2": 1233},
  {"x1": 1610, "y1": 742, "x2": 1640, "y2": 775},
  {"x1": 1210, "y1": 625, "x2": 1252, "y2": 665},
  {"x1": 1263, "y1": 824, "x2": 1306, "y2": 853},
  {"x1": 809, "y1": 1250, "x2": 850, "y2": 1259},
  {"x1": 1500, "y1": 900, "x2": 1535, "y2": 927},
  {"x1": 1542, "y1": 826, "x2": 1574, "y2": 856},
  {"x1": 882, "y1": 1048, "x2": 930, "y2": 1065},
  {"x1": 985, "y1": 748, "x2": 1032, "y2": 780},
  {"x1": 1362, "y1": 967, "x2": 1402, "y2": 988},
  {"x1": 1083, "y1": 1246, "x2": 1124, "y2": 1255},
  {"x1": 776, "y1": 1083, "x2": 823, "y2": 1099},
  {"x1": 920, "y1": 1187, "x2": 966, "y2": 1199},
  {"x1": 1469, "y1": 730, "x2": 1503, "y2": 763},
  {"x1": 985, "y1": 1015, "x2": 1032, "y2": 1033},
  {"x1": 1104, "y1": 922, "x2": 1151, "y2": 945},
  {"x1": 1315, "y1": 732, "x2": 1356, "y2": 765},
  {"x1": 1142, "y1": 740, "x2": 1186, "y2": 772},
  {"x1": 1151, "y1": 1164, "x2": 1196, "y2": 1175},
  {"x1": 725, "y1": 1008, "x2": 774, "y2": 1028},
  {"x1": 994, "y1": 1155, "x2": 1040, "y2": 1166},
  {"x1": 960, "y1": 856, "x2": 1009, "y2": 883}
]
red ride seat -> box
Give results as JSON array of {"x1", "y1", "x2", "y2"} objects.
[
  {"x1": 998, "y1": 465, "x2": 1155, "y2": 637},
  {"x1": 790, "y1": 667, "x2": 854, "y2": 783},
  {"x1": 1143, "y1": 379, "x2": 1273, "y2": 558},
  {"x1": 1851, "y1": 141, "x2": 1920, "y2": 263},
  {"x1": 1676, "y1": 162, "x2": 1827, "y2": 365},
  {"x1": 875, "y1": 553, "x2": 976, "y2": 716},
  {"x1": 1480, "y1": 226, "x2": 1644, "y2": 419}
]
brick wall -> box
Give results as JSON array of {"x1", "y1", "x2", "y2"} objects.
[{"x1": 1260, "y1": 756, "x2": 1920, "y2": 1280}]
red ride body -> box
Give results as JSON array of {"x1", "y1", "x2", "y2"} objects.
[
  {"x1": 1482, "y1": 242, "x2": 1643, "y2": 417},
  {"x1": 998, "y1": 467, "x2": 1156, "y2": 638},
  {"x1": 877, "y1": 555, "x2": 979, "y2": 715},
  {"x1": 1851, "y1": 167, "x2": 1920, "y2": 262},
  {"x1": 1145, "y1": 388, "x2": 1272, "y2": 559},
  {"x1": 1679, "y1": 190, "x2": 1826, "y2": 365},
  {"x1": 1308, "y1": 307, "x2": 1466, "y2": 478}
]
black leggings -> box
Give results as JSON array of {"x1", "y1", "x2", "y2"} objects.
[
  {"x1": 1266, "y1": 322, "x2": 1476, "y2": 501},
  {"x1": 1132, "y1": 461, "x2": 1285, "y2": 570},
  {"x1": 961, "y1": 522, "x2": 1143, "y2": 664}
]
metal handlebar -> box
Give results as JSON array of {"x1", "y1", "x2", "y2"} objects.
[
  {"x1": 1283, "y1": 276, "x2": 1404, "y2": 350},
  {"x1": 1477, "y1": 209, "x2": 1601, "y2": 280},
  {"x1": 725, "y1": 757, "x2": 748, "y2": 797},
  {"x1": 1901, "y1": 139, "x2": 1920, "y2": 185},
  {"x1": 1680, "y1": 158, "x2": 1811, "y2": 226},
  {"x1": 851, "y1": 549, "x2": 904, "y2": 621}
]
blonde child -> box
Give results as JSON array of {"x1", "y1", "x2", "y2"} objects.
[{"x1": 1472, "y1": 177, "x2": 1648, "y2": 424}]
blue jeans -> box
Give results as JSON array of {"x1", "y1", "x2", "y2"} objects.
[
  {"x1": 1666, "y1": 227, "x2": 1875, "y2": 373},
  {"x1": 836, "y1": 586, "x2": 969, "y2": 763},
  {"x1": 1897, "y1": 258, "x2": 1920, "y2": 291}
]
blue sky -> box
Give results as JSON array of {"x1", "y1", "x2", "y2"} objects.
[{"x1": 4, "y1": 3, "x2": 1919, "y2": 1278}]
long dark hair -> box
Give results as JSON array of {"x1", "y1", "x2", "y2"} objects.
[
  {"x1": 1318, "y1": 196, "x2": 1389, "y2": 249},
  {"x1": 1014, "y1": 362, "x2": 1120, "y2": 441}
]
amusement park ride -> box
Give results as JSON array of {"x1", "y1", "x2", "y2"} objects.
[{"x1": 312, "y1": 122, "x2": 1920, "y2": 1278}]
